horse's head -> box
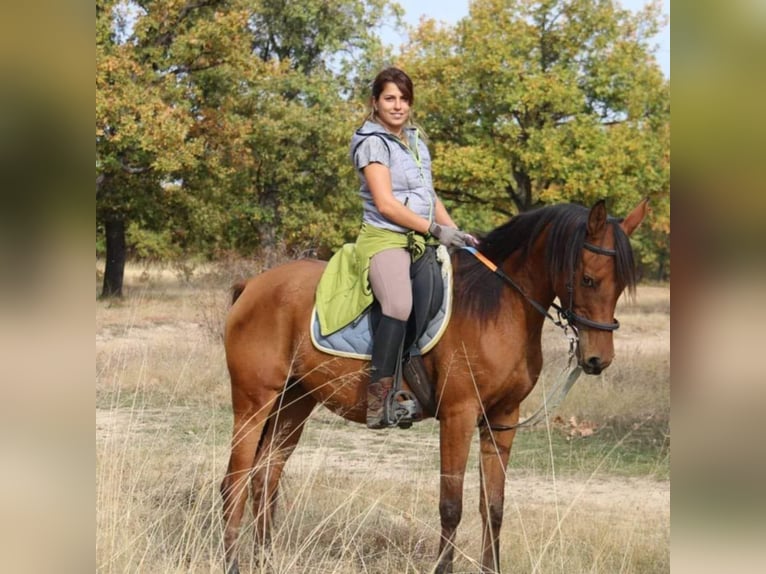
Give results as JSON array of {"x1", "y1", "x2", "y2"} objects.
[{"x1": 554, "y1": 199, "x2": 649, "y2": 375}]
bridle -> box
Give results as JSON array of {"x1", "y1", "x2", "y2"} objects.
[
  {"x1": 463, "y1": 241, "x2": 620, "y2": 337},
  {"x1": 559, "y1": 241, "x2": 620, "y2": 332},
  {"x1": 464, "y1": 241, "x2": 622, "y2": 432}
]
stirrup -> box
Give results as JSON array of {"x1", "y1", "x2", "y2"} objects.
[{"x1": 385, "y1": 390, "x2": 423, "y2": 429}]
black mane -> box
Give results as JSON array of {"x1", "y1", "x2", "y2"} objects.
[{"x1": 453, "y1": 203, "x2": 637, "y2": 322}]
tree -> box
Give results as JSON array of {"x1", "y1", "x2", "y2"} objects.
[
  {"x1": 96, "y1": 0, "x2": 403, "y2": 296},
  {"x1": 228, "y1": 0, "x2": 403, "y2": 255},
  {"x1": 399, "y1": 0, "x2": 670, "y2": 260},
  {"x1": 96, "y1": 0, "x2": 262, "y2": 296},
  {"x1": 97, "y1": 0, "x2": 671, "y2": 284}
]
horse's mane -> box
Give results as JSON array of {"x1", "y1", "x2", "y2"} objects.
[{"x1": 453, "y1": 203, "x2": 637, "y2": 322}]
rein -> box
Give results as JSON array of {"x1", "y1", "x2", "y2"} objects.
[
  {"x1": 462, "y1": 243, "x2": 619, "y2": 431},
  {"x1": 462, "y1": 244, "x2": 620, "y2": 335}
]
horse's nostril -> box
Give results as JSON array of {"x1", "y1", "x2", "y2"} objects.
[{"x1": 584, "y1": 356, "x2": 604, "y2": 375}]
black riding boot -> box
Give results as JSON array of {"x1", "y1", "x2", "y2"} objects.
[{"x1": 367, "y1": 315, "x2": 407, "y2": 429}]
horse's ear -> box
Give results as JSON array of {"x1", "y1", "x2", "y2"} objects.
[
  {"x1": 620, "y1": 197, "x2": 650, "y2": 236},
  {"x1": 587, "y1": 199, "x2": 608, "y2": 238}
]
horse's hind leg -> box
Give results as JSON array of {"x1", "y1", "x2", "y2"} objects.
[
  {"x1": 251, "y1": 382, "x2": 317, "y2": 547},
  {"x1": 220, "y1": 374, "x2": 284, "y2": 574}
]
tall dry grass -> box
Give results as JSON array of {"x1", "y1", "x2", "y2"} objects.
[{"x1": 96, "y1": 262, "x2": 669, "y2": 573}]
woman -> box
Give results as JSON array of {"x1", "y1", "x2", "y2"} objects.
[{"x1": 350, "y1": 66, "x2": 475, "y2": 428}]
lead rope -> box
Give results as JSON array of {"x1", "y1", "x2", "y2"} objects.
[
  {"x1": 462, "y1": 246, "x2": 584, "y2": 431},
  {"x1": 487, "y1": 366, "x2": 583, "y2": 431}
]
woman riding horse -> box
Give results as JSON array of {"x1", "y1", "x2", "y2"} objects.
[
  {"x1": 318, "y1": 66, "x2": 476, "y2": 428},
  {"x1": 219, "y1": 195, "x2": 648, "y2": 574}
]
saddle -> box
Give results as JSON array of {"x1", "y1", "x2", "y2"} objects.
[{"x1": 311, "y1": 245, "x2": 449, "y2": 424}]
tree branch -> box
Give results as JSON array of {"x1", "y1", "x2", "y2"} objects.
[
  {"x1": 435, "y1": 187, "x2": 514, "y2": 217},
  {"x1": 178, "y1": 0, "x2": 219, "y2": 22},
  {"x1": 505, "y1": 183, "x2": 523, "y2": 212},
  {"x1": 169, "y1": 59, "x2": 227, "y2": 75},
  {"x1": 120, "y1": 158, "x2": 150, "y2": 174}
]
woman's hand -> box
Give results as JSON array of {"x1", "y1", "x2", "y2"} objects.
[{"x1": 428, "y1": 223, "x2": 479, "y2": 248}]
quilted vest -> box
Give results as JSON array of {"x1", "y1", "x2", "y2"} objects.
[{"x1": 350, "y1": 121, "x2": 435, "y2": 233}]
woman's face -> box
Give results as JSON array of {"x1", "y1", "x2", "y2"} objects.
[{"x1": 374, "y1": 82, "x2": 410, "y2": 136}]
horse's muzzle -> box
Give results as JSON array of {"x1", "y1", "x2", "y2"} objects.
[{"x1": 581, "y1": 355, "x2": 610, "y2": 375}]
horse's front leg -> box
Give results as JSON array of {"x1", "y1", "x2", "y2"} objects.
[
  {"x1": 436, "y1": 411, "x2": 478, "y2": 574},
  {"x1": 478, "y1": 405, "x2": 520, "y2": 574}
]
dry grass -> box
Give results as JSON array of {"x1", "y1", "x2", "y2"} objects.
[{"x1": 96, "y1": 261, "x2": 670, "y2": 573}]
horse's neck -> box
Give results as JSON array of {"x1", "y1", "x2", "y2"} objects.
[{"x1": 499, "y1": 248, "x2": 556, "y2": 331}]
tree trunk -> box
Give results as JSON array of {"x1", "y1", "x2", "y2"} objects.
[
  {"x1": 101, "y1": 218, "x2": 126, "y2": 298},
  {"x1": 510, "y1": 169, "x2": 534, "y2": 212},
  {"x1": 257, "y1": 184, "x2": 281, "y2": 266}
]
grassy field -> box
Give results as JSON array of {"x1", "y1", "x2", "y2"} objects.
[{"x1": 96, "y1": 261, "x2": 670, "y2": 573}]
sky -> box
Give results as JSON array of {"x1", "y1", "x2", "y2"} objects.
[{"x1": 382, "y1": 0, "x2": 670, "y2": 78}]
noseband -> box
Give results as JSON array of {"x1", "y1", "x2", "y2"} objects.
[{"x1": 463, "y1": 242, "x2": 620, "y2": 335}]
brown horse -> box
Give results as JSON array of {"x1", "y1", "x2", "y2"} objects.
[{"x1": 220, "y1": 199, "x2": 648, "y2": 574}]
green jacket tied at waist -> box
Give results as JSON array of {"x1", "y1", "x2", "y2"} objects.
[{"x1": 315, "y1": 224, "x2": 432, "y2": 336}]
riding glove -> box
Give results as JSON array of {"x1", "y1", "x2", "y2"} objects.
[{"x1": 428, "y1": 222, "x2": 478, "y2": 248}]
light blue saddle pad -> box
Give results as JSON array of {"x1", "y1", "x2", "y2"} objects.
[{"x1": 310, "y1": 245, "x2": 453, "y2": 360}]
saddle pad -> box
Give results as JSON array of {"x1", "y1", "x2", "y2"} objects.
[{"x1": 310, "y1": 245, "x2": 452, "y2": 359}]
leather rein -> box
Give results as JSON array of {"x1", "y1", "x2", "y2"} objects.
[
  {"x1": 463, "y1": 242, "x2": 620, "y2": 431},
  {"x1": 463, "y1": 243, "x2": 620, "y2": 335}
]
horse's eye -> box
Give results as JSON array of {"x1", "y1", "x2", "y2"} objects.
[{"x1": 582, "y1": 275, "x2": 595, "y2": 288}]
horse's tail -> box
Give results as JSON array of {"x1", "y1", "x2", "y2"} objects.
[{"x1": 231, "y1": 280, "x2": 247, "y2": 305}]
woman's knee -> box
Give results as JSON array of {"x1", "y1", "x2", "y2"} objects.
[{"x1": 381, "y1": 297, "x2": 412, "y2": 321}]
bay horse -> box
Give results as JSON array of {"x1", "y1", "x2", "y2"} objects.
[{"x1": 220, "y1": 199, "x2": 648, "y2": 573}]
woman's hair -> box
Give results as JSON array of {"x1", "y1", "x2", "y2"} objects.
[
  {"x1": 365, "y1": 67, "x2": 425, "y2": 139},
  {"x1": 370, "y1": 67, "x2": 414, "y2": 105}
]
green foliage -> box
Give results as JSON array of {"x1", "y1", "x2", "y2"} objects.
[
  {"x1": 96, "y1": 0, "x2": 669, "y2": 278},
  {"x1": 125, "y1": 222, "x2": 179, "y2": 261},
  {"x1": 97, "y1": 0, "x2": 401, "y2": 264},
  {"x1": 400, "y1": 0, "x2": 669, "y2": 275}
]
